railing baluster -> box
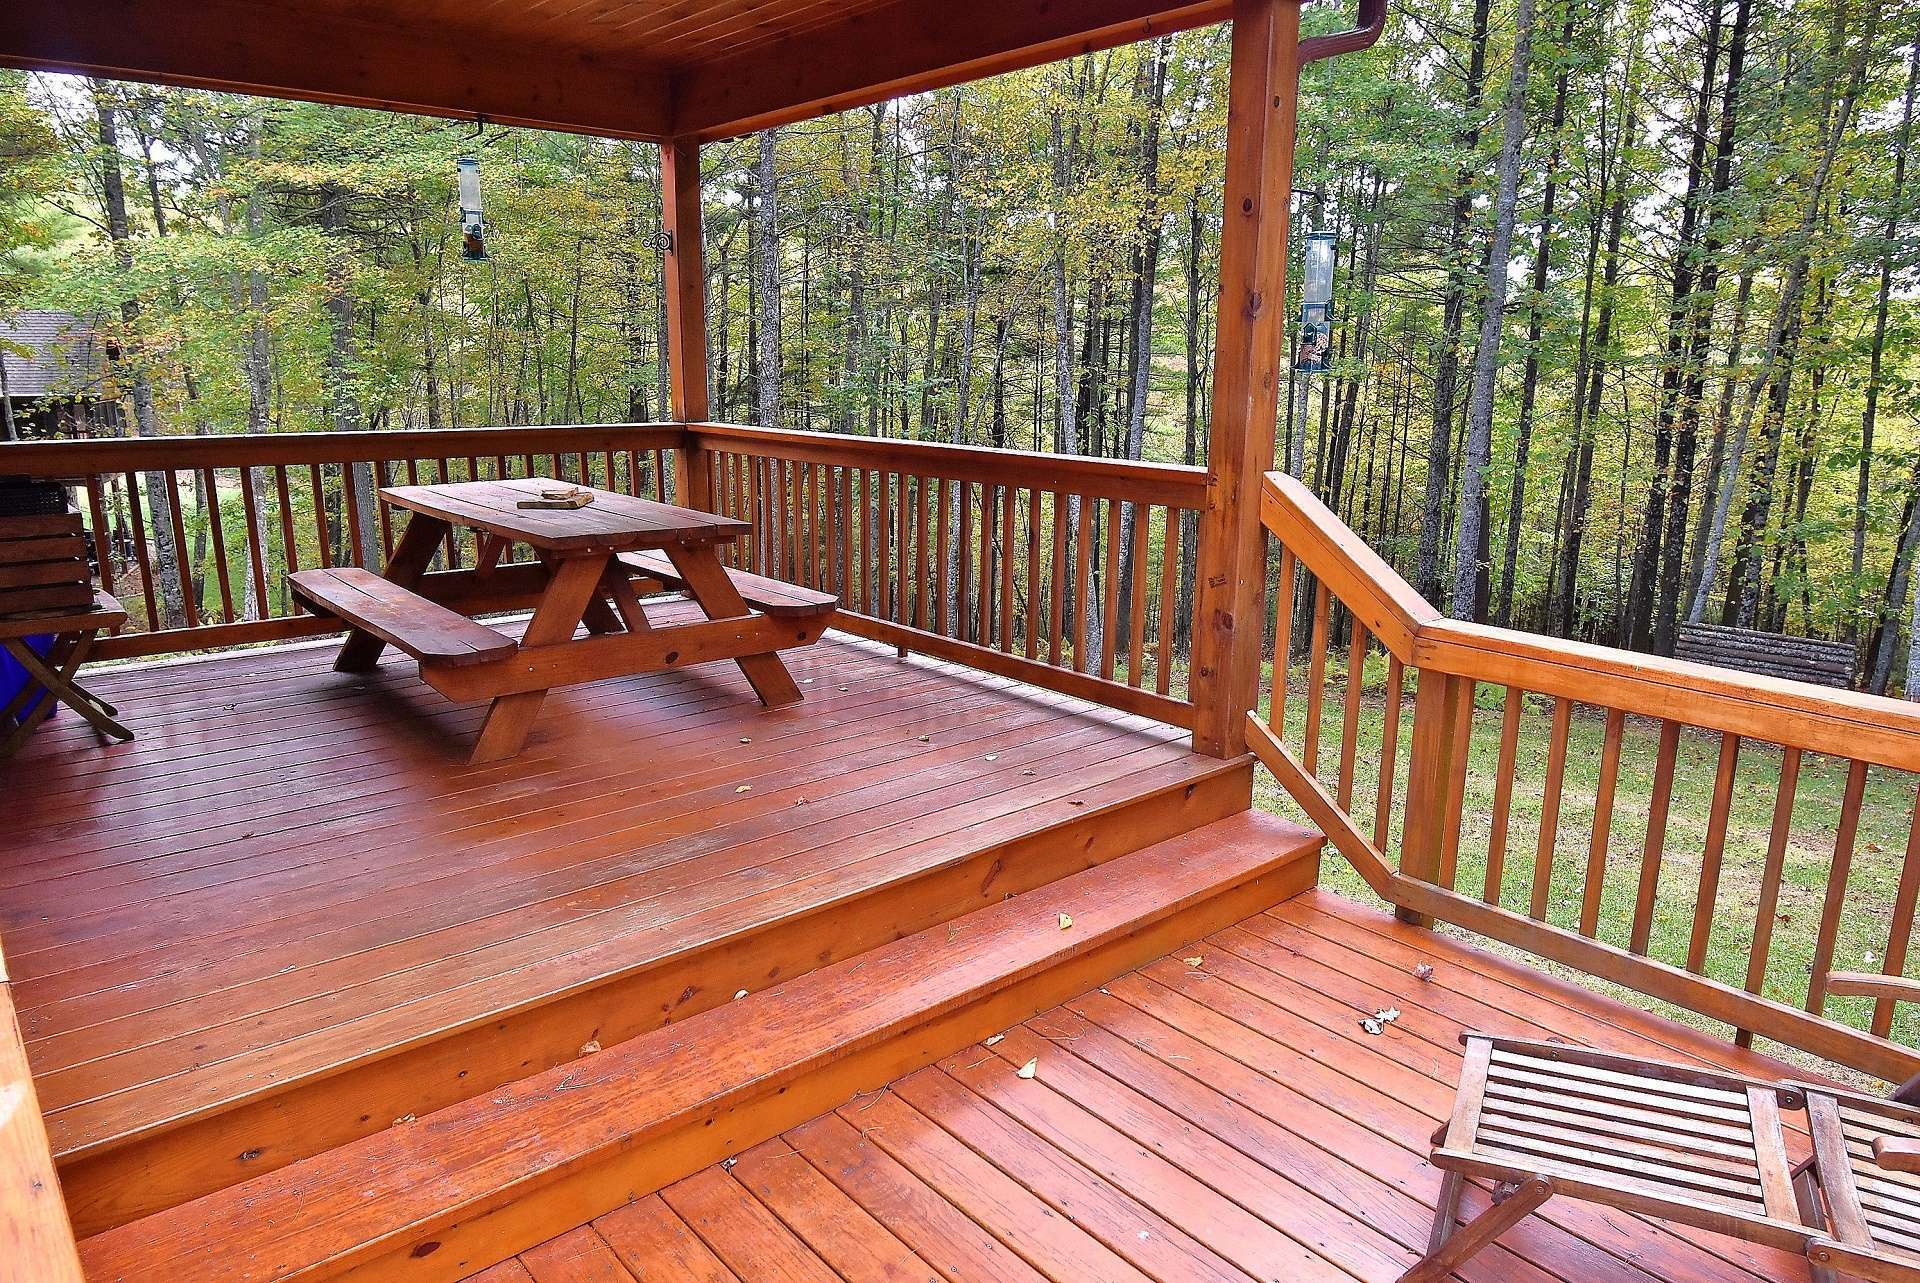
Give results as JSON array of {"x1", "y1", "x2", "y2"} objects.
[
  {"x1": 307, "y1": 463, "x2": 332, "y2": 570},
  {"x1": 1126, "y1": 503, "x2": 1149, "y2": 688},
  {"x1": 1156, "y1": 506, "x2": 1179, "y2": 696},
  {"x1": 973, "y1": 484, "x2": 991, "y2": 645},
  {"x1": 1874, "y1": 788, "x2": 1920, "y2": 1038},
  {"x1": 914, "y1": 475, "x2": 931, "y2": 630},
  {"x1": 1686, "y1": 731, "x2": 1742, "y2": 973},
  {"x1": 341, "y1": 464, "x2": 366, "y2": 569},
  {"x1": 1047, "y1": 492, "x2": 1067, "y2": 667},
  {"x1": 936, "y1": 477, "x2": 953, "y2": 636},
  {"x1": 201, "y1": 467, "x2": 234, "y2": 621},
  {"x1": 1303, "y1": 580, "x2": 1330, "y2": 777},
  {"x1": 83, "y1": 475, "x2": 114, "y2": 596},
  {"x1": 1027, "y1": 489, "x2": 1044, "y2": 661},
  {"x1": 1735, "y1": 746, "x2": 1803, "y2": 1047},
  {"x1": 165, "y1": 470, "x2": 201, "y2": 628},
  {"x1": 274, "y1": 464, "x2": 299, "y2": 578},
  {"x1": 1484, "y1": 686, "x2": 1522, "y2": 905},
  {"x1": 1630, "y1": 719, "x2": 1681, "y2": 955},
  {"x1": 123, "y1": 471, "x2": 158, "y2": 630},
  {"x1": 1338, "y1": 620, "x2": 1368, "y2": 810},
  {"x1": 957, "y1": 480, "x2": 973, "y2": 641},
  {"x1": 1530, "y1": 697, "x2": 1572, "y2": 920},
  {"x1": 1806, "y1": 758, "x2": 1868, "y2": 1017},
  {"x1": 1438, "y1": 676, "x2": 1475, "y2": 893},
  {"x1": 1006, "y1": 484, "x2": 1021, "y2": 653},
  {"x1": 1374, "y1": 655, "x2": 1404, "y2": 852},
  {"x1": 238, "y1": 465, "x2": 268, "y2": 617},
  {"x1": 1268, "y1": 547, "x2": 1297, "y2": 729},
  {"x1": 1580, "y1": 707, "x2": 1627, "y2": 938},
  {"x1": 1099, "y1": 497, "x2": 1122, "y2": 682},
  {"x1": 1071, "y1": 497, "x2": 1093, "y2": 672}
]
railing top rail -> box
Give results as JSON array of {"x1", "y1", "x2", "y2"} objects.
[
  {"x1": 694, "y1": 423, "x2": 1212, "y2": 510},
  {"x1": 1262, "y1": 468, "x2": 1920, "y2": 772},
  {"x1": 0, "y1": 424, "x2": 690, "y2": 474}
]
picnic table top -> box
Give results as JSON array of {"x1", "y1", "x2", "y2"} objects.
[{"x1": 379, "y1": 476, "x2": 747, "y2": 554}]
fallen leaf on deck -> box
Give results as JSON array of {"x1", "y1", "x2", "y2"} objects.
[
  {"x1": 985, "y1": 754, "x2": 998, "y2": 761},
  {"x1": 985, "y1": 1033, "x2": 1005, "y2": 1047},
  {"x1": 1413, "y1": 963, "x2": 1435, "y2": 982},
  {"x1": 1059, "y1": 913, "x2": 1074, "y2": 930},
  {"x1": 1183, "y1": 956, "x2": 1204, "y2": 968},
  {"x1": 735, "y1": 784, "x2": 752, "y2": 793},
  {"x1": 734, "y1": 989, "x2": 749, "y2": 999},
  {"x1": 1361, "y1": 1017, "x2": 1384, "y2": 1036},
  {"x1": 392, "y1": 1113, "x2": 417, "y2": 1126},
  {"x1": 739, "y1": 737, "x2": 752, "y2": 744},
  {"x1": 578, "y1": 1039, "x2": 601, "y2": 1055},
  {"x1": 1017, "y1": 1057, "x2": 1038, "y2": 1079}
]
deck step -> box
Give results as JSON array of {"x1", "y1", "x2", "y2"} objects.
[
  {"x1": 78, "y1": 812, "x2": 1321, "y2": 1283},
  {"x1": 51, "y1": 749, "x2": 1253, "y2": 1235}
]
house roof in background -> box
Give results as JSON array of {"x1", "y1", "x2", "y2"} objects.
[{"x1": 1, "y1": 310, "x2": 108, "y2": 402}]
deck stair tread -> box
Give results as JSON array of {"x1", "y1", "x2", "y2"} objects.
[
  {"x1": 288, "y1": 567, "x2": 517, "y2": 665},
  {"x1": 77, "y1": 811, "x2": 1321, "y2": 1283},
  {"x1": 618, "y1": 548, "x2": 837, "y2": 617}
]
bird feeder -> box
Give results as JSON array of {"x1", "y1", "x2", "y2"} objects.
[
  {"x1": 457, "y1": 154, "x2": 488, "y2": 261},
  {"x1": 1295, "y1": 230, "x2": 1336, "y2": 373}
]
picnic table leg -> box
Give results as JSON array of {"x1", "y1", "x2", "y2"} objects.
[
  {"x1": 470, "y1": 553, "x2": 608, "y2": 764},
  {"x1": 336, "y1": 513, "x2": 450, "y2": 672},
  {"x1": 1398, "y1": 1176, "x2": 1552, "y2": 1283},
  {"x1": 664, "y1": 544, "x2": 802, "y2": 707},
  {"x1": 537, "y1": 552, "x2": 624, "y2": 635}
]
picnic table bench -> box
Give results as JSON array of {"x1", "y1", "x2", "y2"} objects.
[{"x1": 290, "y1": 477, "x2": 836, "y2": 763}]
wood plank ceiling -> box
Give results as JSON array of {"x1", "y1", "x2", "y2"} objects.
[{"x1": 0, "y1": 0, "x2": 1229, "y2": 142}]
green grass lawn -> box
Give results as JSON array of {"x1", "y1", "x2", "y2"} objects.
[{"x1": 1251, "y1": 654, "x2": 1920, "y2": 1082}]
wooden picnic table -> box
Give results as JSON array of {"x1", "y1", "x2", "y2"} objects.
[{"x1": 292, "y1": 476, "x2": 834, "y2": 763}]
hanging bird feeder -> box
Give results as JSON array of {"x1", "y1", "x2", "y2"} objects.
[
  {"x1": 457, "y1": 153, "x2": 488, "y2": 261},
  {"x1": 1294, "y1": 230, "x2": 1336, "y2": 373}
]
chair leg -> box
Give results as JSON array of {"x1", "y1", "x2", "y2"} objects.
[
  {"x1": 1426, "y1": 1170, "x2": 1465, "y2": 1254},
  {"x1": 1796, "y1": 1168, "x2": 1838, "y2": 1283},
  {"x1": 1400, "y1": 1176, "x2": 1553, "y2": 1283}
]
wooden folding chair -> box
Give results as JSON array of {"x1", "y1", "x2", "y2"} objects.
[
  {"x1": 0, "y1": 592, "x2": 133, "y2": 758},
  {"x1": 1404, "y1": 1033, "x2": 1834, "y2": 1283}
]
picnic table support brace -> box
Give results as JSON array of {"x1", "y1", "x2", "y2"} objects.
[{"x1": 470, "y1": 554, "x2": 612, "y2": 764}]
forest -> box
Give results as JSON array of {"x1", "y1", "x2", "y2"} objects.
[{"x1": 0, "y1": 0, "x2": 1916, "y2": 684}]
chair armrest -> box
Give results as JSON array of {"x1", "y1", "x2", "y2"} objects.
[
  {"x1": 1875, "y1": 1137, "x2": 1920, "y2": 1173},
  {"x1": 1824, "y1": 972, "x2": 1920, "y2": 1005}
]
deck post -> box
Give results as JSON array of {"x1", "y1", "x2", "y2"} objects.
[
  {"x1": 1189, "y1": 0, "x2": 1304, "y2": 758},
  {"x1": 1398, "y1": 668, "x2": 1473, "y2": 926},
  {"x1": 661, "y1": 137, "x2": 714, "y2": 509}
]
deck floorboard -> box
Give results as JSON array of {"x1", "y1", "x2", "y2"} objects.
[
  {"x1": 486, "y1": 890, "x2": 1821, "y2": 1283},
  {"x1": 1, "y1": 616, "x2": 1216, "y2": 1174}
]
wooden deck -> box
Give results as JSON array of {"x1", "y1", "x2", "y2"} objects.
[
  {"x1": 479, "y1": 889, "x2": 1821, "y2": 1283},
  {"x1": 0, "y1": 615, "x2": 1244, "y2": 1234}
]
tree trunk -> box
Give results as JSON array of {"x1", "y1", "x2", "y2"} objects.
[{"x1": 1451, "y1": 0, "x2": 1538, "y2": 620}]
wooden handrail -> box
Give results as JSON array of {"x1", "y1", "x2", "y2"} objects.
[
  {"x1": 1263, "y1": 470, "x2": 1920, "y2": 773},
  {"x1": 0, "y1": 424, "x2": 688, "y2": 474},
  {"x1": 690, "y1": 423, "x2": 1212, "y2": 510},
  {"x1": 1257, "y1": 467, "x2": 1920, "y2": 1084}
]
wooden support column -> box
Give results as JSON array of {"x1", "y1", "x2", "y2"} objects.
[
  {"x1": 661, "y1": 137, "x2": 714, "y2": 509},
  {"x1": 1398, "y1": 668, "x2": 1474, "y2": 926},
  {"x1": 1189, "y1": 0, "x2": 1303, "y2": 758}
]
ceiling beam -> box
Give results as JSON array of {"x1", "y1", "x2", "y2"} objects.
[
  {"x1": 672, "y1": 0, "x2": 1230, "y2": 143},
  {"x1": 0, "y1": 0, "x2": 672, "y2": 140}
]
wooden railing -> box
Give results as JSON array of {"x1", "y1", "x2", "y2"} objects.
[
  {"x1": 689, "y1": 424, "x2": 1206, "y2": 728},
  {"x1": 1253, "y1": 469, "x2": 1920, "y2": 1084},
  {"x1": 0, "y1": 426, "x2": 685, "y2": 659},
  {"x1": 0, "y1": 424, "x2": 1206, "y2": 732}
]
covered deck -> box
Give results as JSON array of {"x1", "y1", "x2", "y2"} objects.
[
  {"x1": 8, "y1": 619, "x2": 1243, "y2": 1236},
  {"x1": 483, "y1": 890, "x2": 1814, "y2": 1283}
]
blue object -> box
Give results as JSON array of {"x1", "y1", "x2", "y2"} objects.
[{"x1": 0, "y1": 633, "x2": 56, "y2": 722}]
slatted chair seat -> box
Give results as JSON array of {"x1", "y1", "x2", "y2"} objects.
[
  {"x1": 1401, "y1": 1033, "x2": 1920, "y2": 1283},
  {"x1": 289, "y1": 567, "x2": 517, "y2": 667},
  {"x1": 617, "y1": 548, "x2": 837, "y2": 618}
]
